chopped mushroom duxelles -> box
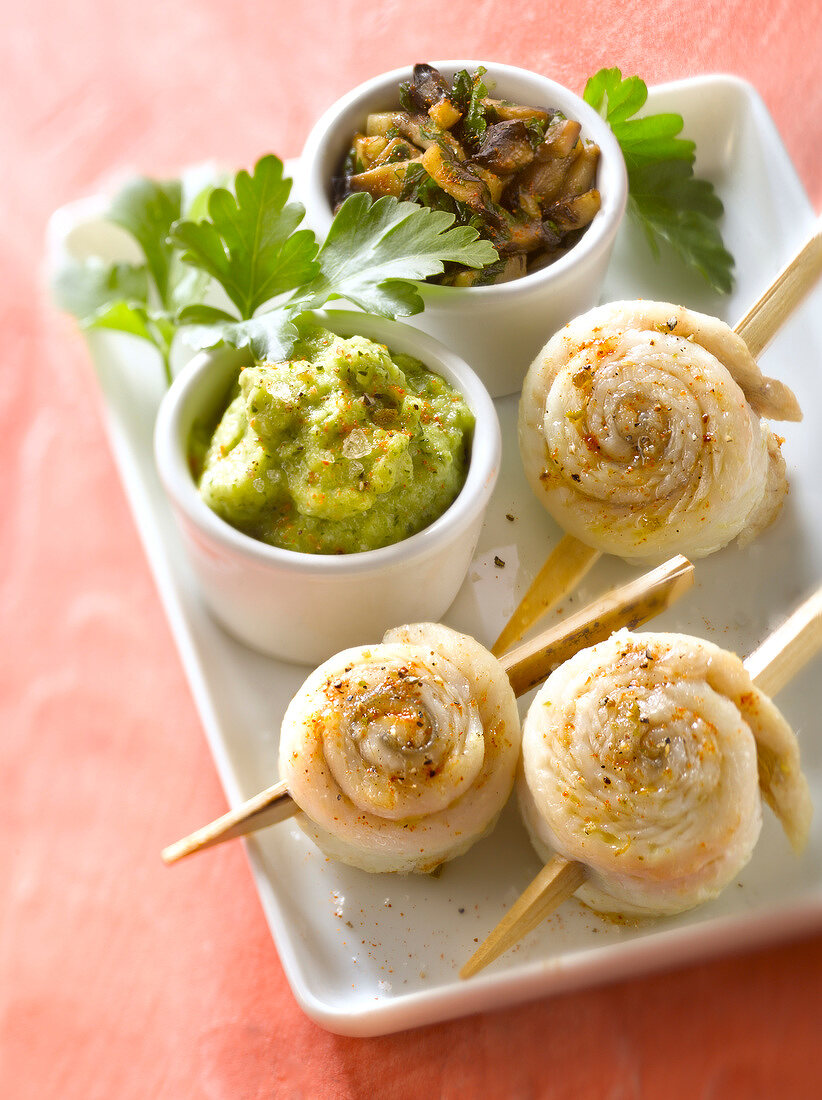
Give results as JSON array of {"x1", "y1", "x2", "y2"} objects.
[{"x1": 334, "y1": 64, "x2": 602, "y2": 285}]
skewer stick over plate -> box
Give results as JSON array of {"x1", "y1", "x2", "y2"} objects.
[
  {"x1": 497, "y1": 553, "x2": 693, "y2": 696},
  {"x1": 493, "y1": 220, "x2": 822, "y2": 656},
  {"x1": 460, "y1": 583, "x2": 822, "y2": 979},
  {"x1": 743, "y1": 585, "x2": 822, "y2": 697},
  {"x1": 491, "y1": 535, "x2": 601, "y2": 656},
  {"x1": 161, "y1": 779, "x2": 294, "y2": 865},
  {"x1": 161, "y1": 554, "x2": 694, "y2": 866},
  {"x1": 733, "y1": 217, "x2": 822, "y2": 359}
]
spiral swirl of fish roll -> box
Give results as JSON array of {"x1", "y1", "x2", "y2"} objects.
[
  {"x1": 519, "y1": 630, "x2": 811, "y2": 916},
  {"x1": 279, "y1": 622, "x2": 521, "y2": 873},
  {"x1": 519, "y1": 301, "x2": 801, "y2": 560}
]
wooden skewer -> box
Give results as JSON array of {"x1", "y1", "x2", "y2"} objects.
[
  {"x1": 460, "y1": 584, "x2": 822, "y2": 979},
  {"x1": 498, "y1": 553, "x2": 693, "y2": 696},
  {"x1": 492, "y1": 220, "x2": 822, "y2": 656},
  {"x1": 161, "y1": 779, "x2": 294, "y2": 865},
  {"x1": 743, "y1": 585, "x2": 822, "y2": 698},
  {"x1": 161, "y1": 555, "x2": 694, "y2": 865},
  {"x1": 492, "y1": 536, "x2": 602, "y2": 656},
  {"x1": 733, "y1": 217, "x2": 822, "y2": 359},
  {"x1": 463, "y1": 856, "x2": 589, "y2": 973}
]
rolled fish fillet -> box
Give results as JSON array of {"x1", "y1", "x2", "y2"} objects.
[
  {"x1": 279, "y1": 622, "x2": 521, "y2": 873},
  {"x1": 519, "y1": 630, "x2": 812, "y2": 916},
  {"x1": 519, "y1": 301, "x2": 802, "y2": 560}
]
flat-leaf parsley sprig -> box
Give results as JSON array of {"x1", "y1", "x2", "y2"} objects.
[
  {"x1": 52, "y1": 176, "x2": 209, "y2": 384},
  {"x1": 584, "y1": 67, "x2": 734, "y2": 293},
  {"x1": 55, "y1": 154, "x2": 498, "y2": 378}
]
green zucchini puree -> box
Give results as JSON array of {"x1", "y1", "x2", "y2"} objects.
[{"x1": 193, "y1": 325, "x2": 474, "y2": 554}]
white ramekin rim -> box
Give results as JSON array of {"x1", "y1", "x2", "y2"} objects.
[
  {"x1": 154, "y1": 310, "x2": 501, "y2": 577},
  {"x1": 299, "y1": 59, "x2": 627, "y2": 299}
]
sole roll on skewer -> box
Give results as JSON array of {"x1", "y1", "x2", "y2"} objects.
[
  {"x1": 162, "y1": 555, "x2": 694, "y2": 867},
  {"x1": 519, "y1": 299, "x2": 799, "y2": 560},
  {"x1": 280, "y1": 623, "x2": 521, "y2": 874},
  {"x1": 518, "y1": 632, "x2": 810, "y2": 914},
  {"x1": 495, "y1": 221, "x2": 822, "y2": 653},
  {"x1": 461, "y1": 585, "x2": 820, "y2": 978}
]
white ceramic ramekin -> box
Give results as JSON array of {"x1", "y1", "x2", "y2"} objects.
[
  {"x1": 297, "y1": 60, "x2": 628, "y2": 398},
  {"x1": 154, "y1": 311, "x2": 501, "y2": 665}
]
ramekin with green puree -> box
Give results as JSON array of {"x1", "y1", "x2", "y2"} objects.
[{"x1": 192, "y1": 322, "x2": 475, "y2": 555}]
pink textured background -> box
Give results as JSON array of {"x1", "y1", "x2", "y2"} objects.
[{"x1": 3, "y1": 1, "x2": 822, "y2": 1096}]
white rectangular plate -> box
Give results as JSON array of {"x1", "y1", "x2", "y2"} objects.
[{"x1": 48, "y1": 75, "x2": 822, "y2": 1036}]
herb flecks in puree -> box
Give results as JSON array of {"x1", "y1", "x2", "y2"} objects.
[{"x1": 195, "y1": 326, "x2": 474, "y2": 554}]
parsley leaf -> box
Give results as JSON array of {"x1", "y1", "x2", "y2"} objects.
[
  {"x1": 451, "y1": 67, "x2": 488, "y2": 144},
  {"x1": 176, "y1": 305, "x2": 299, "y2": 363},
  {"x1": 584, "y1": 67, "x2": 734, "y2": 293},
  {"x1": 628, "y1": 160, "x2": 734, "y2": 292},
  {"x1": 584, "y1": 69, "x2": 647, "y2": 126},
  {"x1": 524, "y1": 117, "x2": 548, "y2": 152},
  {"x1": 165, "y1": 155, "x2": 324, "y2": 360},
  {"x1": 170, "y1": 155, "x2": 319, "y2": 319},
  {"x1": 53, "y1": 178, "x2": 195, "y2": 383},
  {"x1": 51, "y1": 258, "x2": 148, "y2": 320},
  {"x1": 108, "y1": 178, "x2": 182, "y2": 308},
  {"x1": 79, "y1": 302, "x2": 178, "y2": 369},
  {"x1": 398, "y1": 79, "x2": 413, "y2": 112},
  {"x1": 298, "y1": 192, "x2": 498, "y2": 316}
]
